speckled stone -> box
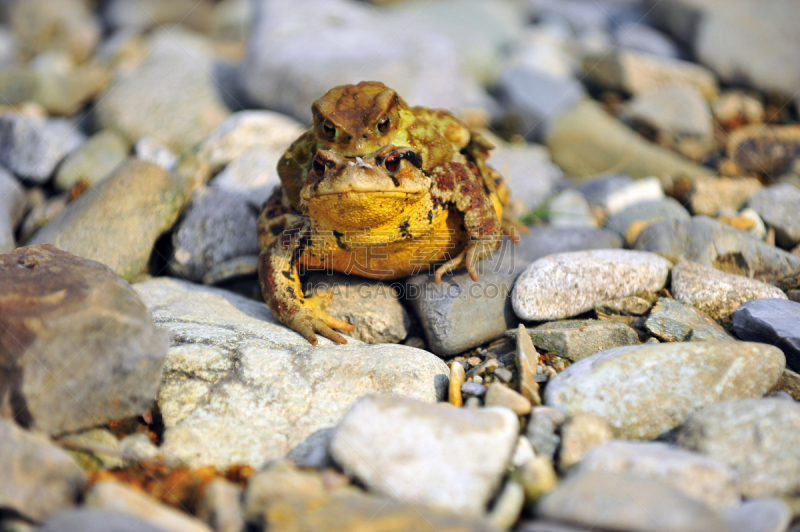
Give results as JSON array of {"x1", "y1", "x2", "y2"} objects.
[
  {"x1": 671, "y1": 261, "x2": 787, "y2": 327},
  {"x1": 545, "y1": 341, "x2": 785, "y2": 439},
  {"x1": 508, "y1": 319, "x2": 639, "y2": 361},
  {"x1": 677, "y1": 399, "x2": 800, "y2": 498},
  {"x1": 645, "y1": 297, "x2": 732, "y2": 342},
  {"x1": 512, "y1": 250, "x2": 671, "y2": 321},
  {"x1": 329, "y1": 394, "x2": 519, "y2": 517}
]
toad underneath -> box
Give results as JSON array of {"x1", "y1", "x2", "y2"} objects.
[{"x1": 258, "y1": 82, "x2": 518, "y2": 345}]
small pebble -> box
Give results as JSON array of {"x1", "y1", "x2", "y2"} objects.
[
  {"x1": 494, "y1": 367, "x2": 513, "y2": 383},
  {"x1": 461, "y1": 381, "x2": 487, "y2": 398}
]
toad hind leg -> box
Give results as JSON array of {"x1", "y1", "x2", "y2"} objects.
[{"x1": 258, "y1": 218, "x2": 354, "y2": 345}]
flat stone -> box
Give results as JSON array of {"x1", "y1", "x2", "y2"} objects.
[
  {"x1": 601, "y1": 176, "x2": 665, "y2": 216},
  {"x1": 645, "y1": 297, "x2": 733, "y2": 342},
  {"x1": 677, "y1": 398, "x2": 800, "y2": 498},
  {"x1": 85, "y1": 481, "x2": 211, "y2": 532},
  {"x1": 462, "y1": 381, "x2": 487, "y2": 398},
  {"x1": 546, "y1": 189, "x2": 596, "y2": 228},
  {"x1": 169, "y1": 187, "x2": 259, "y2": 282},
  {"x1": 537, "y1": 470, "x2": 728, "y2": 532},
  {"x1": 0, "y1": 420, "x2": 87, "y2": 522},
  {"x1": 512, "y1": 249, "x2": 671, "y2": 321},
  {"x1": 558, "y1": 413, "x2": 613, "y2": 470},
  {"x1": 0, "y1": 245, "x2": 168, "y2": 435},
  {"x1": 0, "y1": 167, "x2": 25, "y2": 253},
  {"x1": 605, "y1": 197, "x2": 690, "y2": 246},
  {"x1": 55, "y1": 130, "x2": 129, "y2": 191},
  {"x1": 28, "y1": 159, "x2": 186, "y2": 281},
  {"x1": 0, "y1": 113, "x2": 85, "y2": 183},
  {"x1": 671, "y1": 261, "x2": 787, "y2": 327},
  {"x1": 546, "y1": 100, "x2": 711, "y2": 184},
  {"x1": 690, "y1": 177, "x2": 763, "y2": 217},
  {"x1": 595, "y1": 295, "x2": 653, "y2": 316},
  {"x1": 732, "y1": 298, "x2": 800, "y2": 372},
  {"x1": 577, "y1": 441, "x2": 739, "y2": 511},
  {"x1": 515, "y1": 227, "x2": 622, "y2": 264},
  {"x1": 725, "y1": 498, "x2": 791, "y2": 532},
  {"x1": 507, "y1": 319, "x2": 639, "y2": 361},
  {"x1": 485, "y1": 383, "x2": 532, "y2": 415},
  {"x1": 135, "y1": 278, "x2": 449, "y2": 469},
  {"x1": 635, "y1": 216, "x2": 800, "y2": 291},
  {"x1": 10, "y1": 0, "x2": 101, "y2": 63},
  {"x1": 747, "y1": 183, "x2": 800, "y2": 249},
  {"x1": 329, "y1": 394, "x2": 518, "y2": 517},
  {"x1": 545, "y1": 341, "x2": 785, "y2": 439},
  {"x1": 39, "y1": 510, "x2": 171, "y2": 532}
]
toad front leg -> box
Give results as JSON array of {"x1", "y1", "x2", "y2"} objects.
[
  {"x1": 258, "y1": 216, "x2": 354, "y2": 345},
  {"x1": 430, "y1": 162, "x2": 503, "y2": 283}
]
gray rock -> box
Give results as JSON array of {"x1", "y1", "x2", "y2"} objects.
[
  {"x1": 725, "y1": 498, "x2": 791, "y2": 532},
  {"x1": 28, "y1": 159, "x2": 186, "y2": 281},
  {"x1": 491, "y1": 143, "x2": 563, "y2": 212},
  {"x1": 733, "y1": 298, "x2": 800, "y2": 372},
  {"x1": 648, "y1": 0, "x2": 800, "y2": 99},
  {"x1": 635, "y1": 216, "x2": 800, "y2": 290},
  {"x1": 496, "y1": 66, "x2": 586, "y2": 142},
  {"x1": 558, "y1": 413, "x2": 613, "y2": 470},
  {"x1": 10, "y1": 0, "x2": 101, "y2": 63},
  {"x1": 546, "y1": 189, "x2": 596, "y2": 228},
  {"x1": 606, "y1": 198, "x2": 690, "y2": 246},
  {"x1": 573, "y1": 174, "x2": 633, "y2": 208},
  {"x1": 526, "y1": 407, "x2": 565, "y2": 461},
  {"x1": 0, "y1": 245, "x2": 168, "y2": 435},
  {"x1": 600, "y1": 176, "x2": 666, "y2": 216},
  {"x1": 546, "y1": 100, "x2": 711, "y2": 185},
  {"x1": 545, "y1": 341, "x2": 785, "y2": 439},
  {"x1": 711, "y1": 91, "x2": 765, "y2": 128},
  {"x1": 677, "y1": 398, "x2": 800, "y2": 498},
  {"x1": 55, "y1": 130, "x2": 129, "y2": 191},
  {"x1": 287, "y1": 428, "x2": 334, "y2": 469},
  {"x1": 671, "y1": 261, "x2": 787, "y2": 327},
  {"x1": 537, "y1": 470, "x2": 728, "y2": 532},
  {"x1": 614, "y1": 22, "x2": 681, "y2": 58},
  {"x1": 0, "y1": 113, "x2": 85, "y2": 183},
  {"x1": 329, "y1": 394, "x2": 519, "y2": 517},
  {"x1": 577, "y1": 441, "x2": 739, "y2": 511},
  {"x1": 240, "y1": 0, "x2": 487, "y2": 123},
  {"x1": 40, "y1": 510, "x2": 170, "y2": 532},
  {"x1": 103, "y1": 0, "x2": 214, "y2": 32},
  {"x1": 134, "y1": 278, "x2": 449, "y2": 469},
  {"x1": 196, "y1": 479, "x2": 244, "y2": 532},
  {"x1": 0, "y1": 420, "x2": 87, "y2": 522},
  {"x1": 461, "y1": 381, "x2": 487, "y2": 397},
  {"x1": 201, "y1": 255, "x2": 258, "y2": 285},
  {"x1": 85, "y1": 482, "x2": 211, "y2": 532},
  {"x1": 209, "y1": 145, "x2": 281, "y2": 197},
  {"x1": 645, "y1": 297, "x2": 733, "y2": 342},
  {"x1": 169, "y1": 187, "x2": 259, "y2": 282},
  {"x1": 508, "y1": 319, "x2": 638, "y2": 361},
  {"x1": 515, "y1": 226, "x2": 623, "y2": 264},
  {"x1": 512, "y1": 249, "x2": 671, "y2": 321},
  {"x1": 406, "y1": 248, "x2": 524, "y2": 356},
  {"x1": 0, "y1": 167, "x2": 25, "y2": 253},
  {"x1": 747, "y1": 183, "x2": 800, "y2": 249}
]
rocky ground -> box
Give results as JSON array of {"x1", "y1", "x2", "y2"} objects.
[{"x1": 1, "y1": 0, "x2": 800, "y2": 531}]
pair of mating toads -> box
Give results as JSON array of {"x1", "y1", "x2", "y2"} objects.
[{"x1": 258, "y1": 81, "x2": 521, "y2": 345}]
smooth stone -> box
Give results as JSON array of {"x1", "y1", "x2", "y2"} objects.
[
  {"x1": 732, "y1": 298, "x2": 800, "y2": 372},
  {"x1": 677, "y1": 399, "x2": 800, "y2": 498},
  {"x1": 600, "y1": 176, "x2": 665, "y2": 216},
  {"x1": 196, "y1": 479, "x2": 244, "y2": 532},
  {"x1": 485, "y1": 383, "x2": 532, "y2": 415},
  {"x1": 577, "y1": 441, "x2": 739, "y2": 511},
  {"x1": 490, "y1": 142, "x2": 563, "y2": 212},
  {"x1": 495, "y1": 66, "x2": 585, "y2": 142},
  {"x1": 18, "y1": 193, "x2": 67, "y2": 244},
  {"x1": 200, "y1": 110, "x2": 310, "y2": 172},
  {"x1": 690, "y1": 177, "x2": 763, "y2": 217},
  {"x1": 39, "y1": 510, "x2": 170, "y2": 532},
  {"x1": 329, "y1": 394, "x2": 519, "y2": 517},
  {"x1": 28, "y1": 159, "x2": 186, "y2": 281},
  {"x1": 573, "y1": 174, "x2": 633, "y2": 208},
  {"x1": 202, "y1": 255, "x2": 258, "y2": 285},
  {"x1": 546, "y1": 189, "x2": 596, "y2": 228},
  {"x1": 0, "y1": 245, "x2": 168, "y2": 435},
  {"x1": 135, "y1": 137, "x2": 178, "y2": 173},
  {"x1": 512, "y1": 249, "x2": 671, "y2": 321},
  {"x1": 711, "y1": 91, "x2": 765, "y2": 128},
  {"x1": 515, "y1": 226, "x2": 623, "y2": 264},
  {"x1": 769, "y1": 368, "x2": 800, "y2": 402},
  {"x1": 59, "y1": 428, "x2": 125, "y2": 470},
  {"x1": 119, "y1": 433, "x2": 166, "y2": 465},
  {"x1": 512, "y1": 436, "x2": 536, "y2": 468},
  {"x1": 0, "y1": 420, "x2": 86, "y2": 522},
  {"x1": 209, "y1": 145, "x2": 282, "y2": 196},
  {"x1": 54, "y1": 130, "x2": 129, "y2": 191},
  {"x1": 287, "y1": 428, "x2": 334, "y2": 469},
  {"x1": 10, "y1": 0, "x2": 101, "y2": 63},
  {"x1": 306, "y1": 274, "x2": 411, "y2": 344},
  {"x1": 671, "y1": 261, "x2": 787, "y2": 327},
  {"x1": 546, "y1": 100, "x2": 712, "y2": 184},
  {"x1": 614, "y1": 22, "x2": 681, "y2": 58},
  {"x1": 27, "y1": 62, "x2": 111, "y2": 116},
  {"x1": 406, "y1": 249, "x2": 524, "y2": 356},
  {"x1": 0, "y1": 113, "x2": 85, "y2": 183},
  {"x1": 645, "y1": 297, "x2": 733, "y2": 342},
  {"x1": 85, "y1": 482, "x2": 211, "y2": 532},
  {"x1": 135, "y1": 278, "x2": 449, "y2": 469},
  {"x1": 605, "y1": 197, "x2": 690, "y2": 246},
  {"x1": 634, "y1": 216, "x2": 800, "y2": 290},
  {"x1": 508, "y1": 319, "x2": 639, "y2": 361},
  {"x1": 545, "y1": 341, "x2": 785, "y2": 439},
  {"x1": 516, "y1": 324, "x2": 541, "y2": 405},
  {"x1": 747, "y1": 183, "x2": 800, "y2": 249},
  {"x1": 487, "y1": 480, "x2": 525, "y2": 531},
  {"x1": 0, "y1": 167, "x2": 25, "y2": 253},
  {"x1": 583, "y1": 49, "x2": 718, "y2": 100},
  {"x1": 558, "y1": 413, "x2": 613, "y2": 470},
  {"x1": 526, "y1": 407, "x2": 565, "y2": 461},
  {"x1": 595, "y1": 295, "x2": 653, "y2": 317},
  {"x1": 725, "y1": 498, "x2": 791, "y2": 532},
  {"x1": 462, "y1": 381, "x2": 487, "y2": 398},
  {"x1": 243, "y1": 461, "x2": 327, "y2": 520},
  {"x1": 169, "y1": 187, "x2": 259, "y2": 282},
  {"x1": 537, "y1": 470, "x2": 728, "y2": 532},
  {"x1": 519, "y1": 455, "x2": 558, "y2": 504},
  {"x1": 103, "y1": 0, "x2": 215, "y2": 32}
]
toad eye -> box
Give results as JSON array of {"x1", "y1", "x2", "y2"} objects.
[
  {"x1": 377, "y1": 115, "x2": 391, "y2": 134},
  {"x1": 312, "y1": 154, "x2": 326, "y2": 176},
  {"x1": 322, "y1": 120, "x2": 336, "y2": 141},
  {"x1": 384, "y1": 153, "x2": 401, "y2": 173}
]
